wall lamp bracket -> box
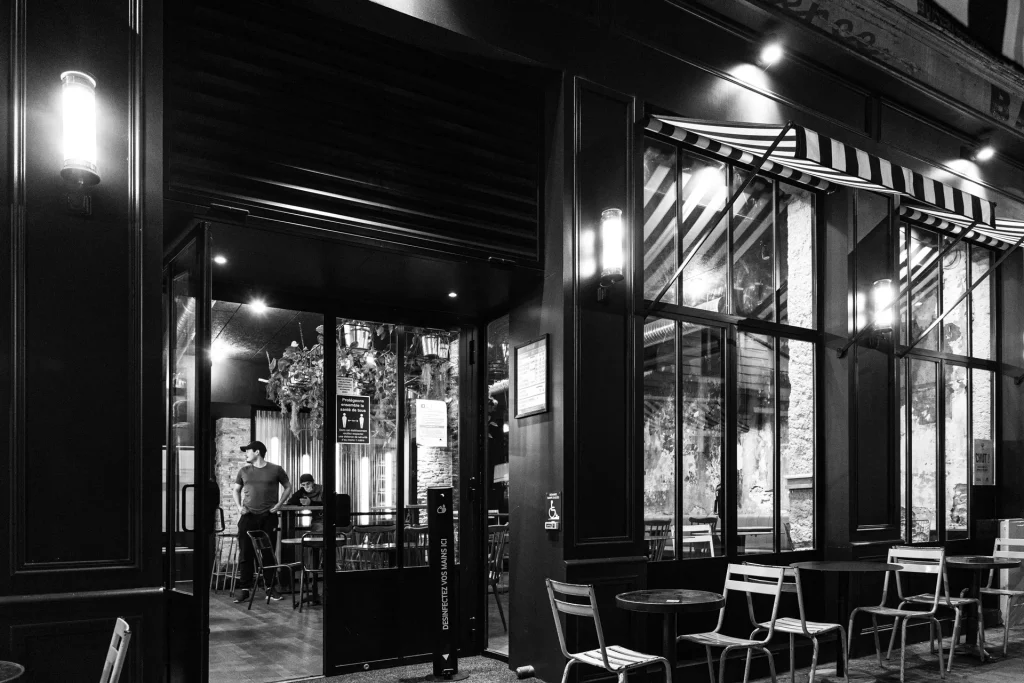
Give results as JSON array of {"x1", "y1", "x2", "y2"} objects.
[{"x1": 1015, "y1": 373, "x2": 1024, "y2": 386}]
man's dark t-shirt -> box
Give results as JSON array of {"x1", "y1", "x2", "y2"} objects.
[{"x1": 236, "y1": 463, "x2": 289, "y2": 514}]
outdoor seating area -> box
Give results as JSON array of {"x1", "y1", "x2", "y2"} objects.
[{"x1": 548, "y1": 539, "x2": 1024, "y2": 683}]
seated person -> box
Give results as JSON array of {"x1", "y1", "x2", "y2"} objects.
[{"x1": 288, "y1": 473, "x2": 325, "y2": 532}]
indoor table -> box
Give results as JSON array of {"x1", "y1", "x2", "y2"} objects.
[
  {"x1": 616, "y1": 588, "x2": 725, "y2": 673},
  {"x1": 946, "y1": 555, "x2": 1022, "y2": 660},
  {"x1": 791, "y1": 560, "x2": 903, "y2": 677},
  {"x1": 0, "y1": 661, "x2": 24, "y2": 682}
]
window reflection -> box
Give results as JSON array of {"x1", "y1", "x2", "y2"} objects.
[
  {"x1": 780, "y1": 339, "x2": 814, "y2": 551},
  {"x1": 778, "y1": 183, "x2": 815, "y2": 328},
  {"x1": 941, "y1": 239, "x2": 968, "y2": 355},
  {"x1": 909, "y1": 227, "x2": 940, "y2": 351},
  {"x1": 971, "y1": 246, "x2": 995, "y2": 359},
  {"x1": 643, "y1": 140, "x2": 678, "y2": 304},
  {"x1": 733, "y1": 170, "x2": 775, "y2": 320},
  {"x1": 680, "y1": 157, "x2": 729, "y2": 311},
  {"x1": 737, "y1": 332, "x2": 775, "y2": 555},
  {"x1": 910, "y1": 359, "x2": 938, "y2": 543},
  {"x1": 944, "y1": 364, "x2": 969, "y2": 539},
  {"x1": 643, "y1": 317, "x2": 676, "y2": 560}
]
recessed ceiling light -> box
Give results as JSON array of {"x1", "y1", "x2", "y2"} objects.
[
  {"x1": 213, "y1": 255, "x2": 228, "y2": 265},
  {"x1": 448, "y1": 292, "x2": 458, "y2": 298},
  {"x1": 210, "y1": 339, "x2": 235, "y2": 363},
  {"x1": 250, "y1": 299, "x2": 267, "y2": 313}
]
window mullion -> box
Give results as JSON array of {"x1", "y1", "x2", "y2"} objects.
[{"x1": 774, "y1": 336, "x2": 782, "y2": 553}]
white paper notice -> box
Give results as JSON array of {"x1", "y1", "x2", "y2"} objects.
[
  {"x1": 515, "y1": 337, "x2": 547, "y2": 417},
  {"x1": 416, "y1": 399, "x2": 448, "y2": 448},
  {"x1": 973, "y1": 438, "x2": 994, "y2": 485}
]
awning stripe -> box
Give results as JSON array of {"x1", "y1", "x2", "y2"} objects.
[
  {"x1": 647, "y1": 116, "x2": 996, "y2": 230},
  {"x1": 898, "y1": 206, "x2": 1006, "y2": 248}
]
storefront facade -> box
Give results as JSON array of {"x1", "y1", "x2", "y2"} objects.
[{"x1": 2, "y1": 1, "x2": 1024, "y2": 681}]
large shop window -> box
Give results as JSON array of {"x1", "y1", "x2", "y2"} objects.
[
  {"x1": 897, "y1": 223, "x2": 998, "y2": 543},
  {"x1": 642, "y1": 136, "x2": 818, "y2": 561}
]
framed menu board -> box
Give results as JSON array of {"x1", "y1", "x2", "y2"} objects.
[{"x1": 514, "y1": 335, "x2": 548, "y2": 418}]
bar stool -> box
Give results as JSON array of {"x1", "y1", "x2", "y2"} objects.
[{"x1": 210, "y1": 532, "x2": 239, "y2": 594}]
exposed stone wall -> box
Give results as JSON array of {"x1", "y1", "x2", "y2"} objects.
[{"x1": 215, "y1": 417, "x2": 250, "y2": 532}]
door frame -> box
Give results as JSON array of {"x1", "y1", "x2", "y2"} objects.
[{"x1": 164, "y1": 221, "x2": 212, "y2": 683}]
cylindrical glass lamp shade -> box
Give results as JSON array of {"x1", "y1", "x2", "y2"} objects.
[
  {"x1": 871, "y1": 278, "x2": 894, "y2": 331},
  {"x1": 61, "y1": 71, "x2": 100, "y2": 186},
  {"x1": 600, "y1": 207, "x2": 625, "y2": 284}
]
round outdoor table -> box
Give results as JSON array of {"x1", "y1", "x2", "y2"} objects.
[
  {"x1": 616, "y1": 589, "x2": 724, "y2": 673},
  {"x1": 792, "y1": 561, "x2": 903, "y2": 677},
  {"x1": 0, "y1": 661, "x2": 24, "y2": 682},
  {"x1": 946, "y1": 555, "x2": 1022, "y2": 660}
]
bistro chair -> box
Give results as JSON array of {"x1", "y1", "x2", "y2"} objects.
[
  {"x1": 340, "y1": 525, "x2": 395, "y2": 570},
  {"x1": 849, "y1": 546, "x2": 947, "y2": 683},
  {"x1": 894, "y1": 549, "x2": 983, "y2": 672},
  {"x1": 678, "y1": 563, "x2": 785, "y2": 683},
  {"x1": 546, "y1": 578, "x2": 671, "y2": 683},
  {"x1": 644, "y1": 518, "x2": 672, "y2": 561},
  {"x1": 680, "y1": 524, "x2": 716, "y2": 559},
  {"x1": 976, "y1": 538, "x2": 1024, "y2": 656},
  {"x1": 487, "y1": 524, "x2": 510, "y2": 632},
  {"x1": 245, "y1": 530, "x2": 303, "y2": 610},
  {"x1": 99, "y1": 617, "x2": 131, "y2": 683},
  {"x1": 744, "y1": 563, "x2": 848, "y2": 683}
]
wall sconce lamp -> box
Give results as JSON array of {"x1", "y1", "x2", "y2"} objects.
[
  {"x1": 597, "y1": 208, "x2": 624, "y2": 302},
  {"x1": 837, "y1": 278, "x2": 893, "y2": 357},
  {"x1": 61, "y1": 71, "x2": 99, "y2": 215}
]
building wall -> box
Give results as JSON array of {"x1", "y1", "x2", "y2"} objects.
[{"x1": 0, "y1": 0, "x2": 166, "y2": 679}]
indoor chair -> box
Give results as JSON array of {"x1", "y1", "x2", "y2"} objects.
[
  {"x1": 99, "y1": 617, "x2": 131, "y2": 683},
  {"x1": 680, "y1": 524, "x2": 716, "y2": 558},
  {"x1": 848, "y1": 546, "x2": 947, "y2": 683},
  {"x1": 341, "y1": 525, "x2": 395, "y2": 570},
  {"x1": 746, "y1": 564, "x2": 848, "y2": 683},
  {"x1": 546, "y1": 578, "x2": 671, "y2": 683},
  {"x1": 678, "y1": 563, "x2": 785, "y2": 683},
  {"x1": 245, "y1": 530, "x2": 303, "y2": 610},
  {"x1": 644, "y1": 518, "x2": 672, "y2": 561},
  {"x1": 403, "y1": 525, "x2": 430, "y2": 567},
  {"x1": 977, "y1": 538, "x2": 1024, "y2": 656},
  {"x1": 487, "y1": 524, "x2": 510, "y2": 632}
]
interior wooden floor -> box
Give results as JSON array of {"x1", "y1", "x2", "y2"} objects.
[
  {"x1": 209, "y1": 584, "x2": 322, "y2": 683},
  {"x1": 485, "y1": 585, "x2": 509, "y2": 657}
]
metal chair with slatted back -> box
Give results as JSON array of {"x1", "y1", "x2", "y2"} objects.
[
  {"x1": 678, "y1": 563, "x2": 784, "y2": 683},
  {"x1": 246, "y1": 530, "x2": 303, "y2": 610},
  {"x1": 680, "y1": 524, "x2": 716, "y2": 558},
  {"x1": 546, "y1": 579, "x2": 671, "y2": 683},
  {"x1": 744, "y1": 563, "x2": 848, "y2": 683},
  {"x1": 404, "y1": 525, "x2": 430, "y2": 567},
  {"x1": 342, "y1": 525, "x2": 395, "y2": 570},
  {"x1": 849, "y1": 546, "x2": 946, "y2": 683},
  {"x1": 644, "y1": 518, "x2": 672, "y2": 561},
  {"x1": 979, "y1": 538, "x2": 1024, "y2": 655},
  {"x1": 99, "y1": 617, "x2": 131, "y2": 683}
]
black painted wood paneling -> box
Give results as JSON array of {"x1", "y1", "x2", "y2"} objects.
[
  {"x1": 572, "y1": 81, "x2": 635, "y2": 551},
  {"x1": 166, "y1": 0, "x2": 542, "y2": 264}
]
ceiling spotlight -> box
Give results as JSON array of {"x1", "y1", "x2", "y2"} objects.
[
  {"x1": 448, "y1": 291, "x2": 458, "y2": 298},
  {"x1": 250, "y1": 299, "x2": 267, "y2": 314},
  {"x1": 213, "y1": 255, "x2": 227, "y2": 265},
  {"x1": 210, "y1": 339, "x2": 234, "y2": 364},
  {"x1": 759, "y1": 36, "x2": 784, "y2": 67},
  {"x1": 963, "y1": 134, "x2": 996, "y2": 162}
]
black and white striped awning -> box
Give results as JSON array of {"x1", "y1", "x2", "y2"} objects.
[
  {"x1": 900, "y1": 205, "x2": 1024, "y2": 248},
  {"x1": 646, "y1": 116, "x2": 996, "y2": 229}
]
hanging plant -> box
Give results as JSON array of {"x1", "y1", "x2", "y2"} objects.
[{"x1": 266, "y1": 323, "x2": 324, "y2": 439}]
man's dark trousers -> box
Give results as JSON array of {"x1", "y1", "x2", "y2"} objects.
[{"x1": 237, "y1": 511, "x2": 278, "y2": 591}]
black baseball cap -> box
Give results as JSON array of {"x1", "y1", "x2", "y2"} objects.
[
  {"x1": 240, "y1": 441, "x2": 267, "y2": 456},
  {"x1": 299, "y1": 473, "x2": 315, "y2": 484}
]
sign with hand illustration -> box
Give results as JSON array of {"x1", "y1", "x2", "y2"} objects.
[{"x1": 337, "y1": 394, "x2": 369, "y2": 444}]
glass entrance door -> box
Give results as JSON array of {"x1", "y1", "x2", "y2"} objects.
[
  {"x1": 164, "y1": 225, "x2": 212, "y2": 683},
  {"x1": 325, "y1": 319, "x2": 469, "y2": 674}
]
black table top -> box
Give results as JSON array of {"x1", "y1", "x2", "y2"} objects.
[
  {"x1": 616, "y1": 589, "x2": 724, "y2": 613},
  {"x1": 0, "y1": 661, "x2": 24, "y2": 682},
  {"x1": 792, "y1": 560, "x2": 903, "y2": 573},
  {"x1": 947, "y1": 555, "x2": 1022, "y2": 570}
]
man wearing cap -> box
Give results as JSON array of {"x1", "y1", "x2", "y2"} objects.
[{"x1": 233, "y1": 440, "x2": 292, "y2": 603}]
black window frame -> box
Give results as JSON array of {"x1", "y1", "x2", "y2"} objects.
[{"x1": 639, "y1": 132, "x2": 824, "y2": 562}]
